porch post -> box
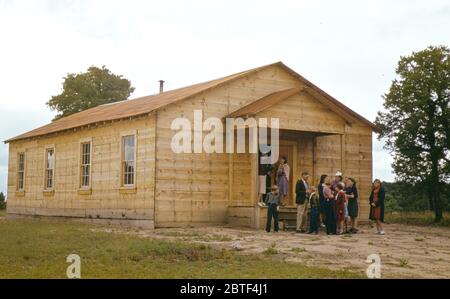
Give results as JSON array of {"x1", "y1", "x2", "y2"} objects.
[{"x1": 312, "y1": 135, "x2": 317, "y2": 185}]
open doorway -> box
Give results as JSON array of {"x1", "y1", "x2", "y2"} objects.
[{"x1": 257, "y1": 140, "x2": 297, "y2": 207}]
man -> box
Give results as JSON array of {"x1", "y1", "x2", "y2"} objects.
[
  {"x1": 295, "y1": 171, "x2": 310, "y2": 233},
  {"x1": 257, "y1": 149, "x2": 273, "y2": 207}
]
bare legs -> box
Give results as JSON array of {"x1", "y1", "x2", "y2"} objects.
[
  {"x1": 376, "y1": 219, "x2": 384, "y2": 234},
  {"x1": 350, "y1": 217, "x2": 358, "y2": 232}
]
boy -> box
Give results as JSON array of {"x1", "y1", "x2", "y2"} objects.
[
  {"x1": 307, "y1": 187, "x2": 320, "y2": 234},
  {"x1": 266, "y1": 185, "x2": 282, "y2": 233}
]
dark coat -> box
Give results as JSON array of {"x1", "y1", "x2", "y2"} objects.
[
  {"x1": 369, "y1": 187, "x2": 385, "y2": 222},
  {"x1": 295, "y1": 180, "x2": 307, "y2": 205},
  {"x1": 318, "y1": 183, "x2": 326, "y2": 213}
]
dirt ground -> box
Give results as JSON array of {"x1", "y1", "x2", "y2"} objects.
[{"x1": 100, "y1": 223, "x2": 450, "y2": 278}]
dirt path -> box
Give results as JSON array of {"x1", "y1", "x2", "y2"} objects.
[{"x1": 98, "y1": 223, "x2": 450, "y2": 278}]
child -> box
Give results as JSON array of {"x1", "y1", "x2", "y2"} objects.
[
  {"x1": 369, "y1": 179, "x2": 386, "y2": 235},
  {"x1": 334, "y1": 182, "x2": 346, "y2": 235},
  {"x1": 307, "y1": 187, "x2": 320, "y2": 234},
  {"x1": 266, "y1": 185, "x2": 282, "y2": 233}
]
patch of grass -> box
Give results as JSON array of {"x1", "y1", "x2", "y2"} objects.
[
  {"x1": 0, "y1": 218, "x2": 361, "y2": 278},
  {"x1": 368, "y1": 241, "x2": 374, "y2": 245},
  {"x1": 291, "y1": 247, "x2": 306, "y2": 253},
  {"x1": 398, "y1": 258, "x2": 409, "y2": 267},
  {"x1": 385, "y1": 211, "x2": 450, "y2": 227},
  {"x1": 263, "y1": 243, "x2": 278, "y2": 255},
  {"x1": 414, "y1": 238, "x2": 424, "y2": 242}
]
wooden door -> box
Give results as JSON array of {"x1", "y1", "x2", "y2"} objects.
[{"x1": 277, "y1": 144, "x2": 294, "y2": 206}]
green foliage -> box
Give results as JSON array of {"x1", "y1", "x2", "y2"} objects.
[
  {"x1": 0, "y1": 192, "x2": 6, "y2": 210},
  {"x1": 47, "y1": 66, "x2": 135, "y2": 119},
  {"x1": 375, "y1": 46, "x2": 450, "y2": 222},
  {"x1": 383, "y1": 181, "x2": 450, "y2": 212}
]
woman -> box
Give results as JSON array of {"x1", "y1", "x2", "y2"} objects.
[
  {"x1": 345, "y1": 177, "x2": 359, "y2": 233},
  {"x1": 334, "y1": 182, "x2": 346, "y2": 235},
  {"x1": 276, "y1": 156, "x2": 290, "y2": 205},
  {"x1": 322, "y1": 176, "x2": 336, "y2": 235},
  {"x1": 318, "y1": 174, "x2": 328, "y2": 228},
  {"x1": 369, "y1": 179, "x2": 386, "y2": 235}
]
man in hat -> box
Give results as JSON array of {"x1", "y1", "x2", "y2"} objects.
[{"x1": 332, "y1": 170, "x2": 343, "y2": 195}]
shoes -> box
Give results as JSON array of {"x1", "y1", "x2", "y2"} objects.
[
  {"x1": 258, "y1": 202, "x2": 266, "y2": 207},
  {"x1": 320, "y1": 223, "x2": 326, "y2": 228},
  {"x1": 378, "y1": 230, "x2": 385, "y2": 235}
]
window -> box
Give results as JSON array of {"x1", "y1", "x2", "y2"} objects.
[
  {"x1": 122, "y1": 135, "x2": 135, "y2": 186},
  {"x1": 45, "y1": 148, "x2": 55, "y2": 190},
  {"x1": 17, "y1": 152, "x2": 25, "y2": 191},
  {"x1": 80, "y1": 142, "x2": 91, "y2": 188}
]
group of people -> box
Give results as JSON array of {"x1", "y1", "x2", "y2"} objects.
[{"x1": 259, "y1": 156, "x2": 386, "y2": 235}]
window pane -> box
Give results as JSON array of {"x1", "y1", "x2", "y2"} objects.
[
  {"x1": 47, "y1": 149, "x2": 54, "y2": 170},
  {"x1": 17, "y1": 153, "x2": 25, "y2": 190},
  {"x1": 122, "y1": 136, "x2": 135, "y2": 186},
  {"x1": 46, "y1": 149, "x2": 54, "y2": 189},
  {"x1": 80, "y1": 142, "x2": 91, "y2": 187},
  {"x1": 124, "y1": 136, "x2": 135, "y2": 161}
]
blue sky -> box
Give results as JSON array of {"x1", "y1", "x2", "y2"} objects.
[{"x1": 1, "y1": 0, "x2": 449, "y2": 196}]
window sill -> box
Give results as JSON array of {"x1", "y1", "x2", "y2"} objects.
[
  {"x1": 78, "y1": 188, "x2": 92, "y2": 195},
  {"x1": 119, "y1": 187, "x2": 137, "y2": 194},
  {"x1": 43, "y1": 190, "x2": 55, "y2": 197},
  {"x1": 16, "y1": 190, "x2": 25, "y2": 197}
]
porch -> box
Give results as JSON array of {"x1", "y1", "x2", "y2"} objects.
[{"x1": 227, "y1": 129, "x2": 346, "y2": 229}]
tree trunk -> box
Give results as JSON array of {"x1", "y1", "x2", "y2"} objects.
[{"x1": 431, "y1": 160, "x2": 443, "y2": 223}]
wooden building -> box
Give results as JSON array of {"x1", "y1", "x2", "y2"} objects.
[{"x1": 5, "y1": 62, "x2": 377, "y2": 229}]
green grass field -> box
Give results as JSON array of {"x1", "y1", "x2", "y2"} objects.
[
  {"x1": 0, "y1": 213, "x2": 360, "y2": 279},
  {"x1": 385, "y1": 211, "x2": 450, "y2": 227}
]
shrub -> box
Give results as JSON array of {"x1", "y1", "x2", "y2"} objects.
[{"x1": 0, "y1": 192, "x2": 6, "y2": 210}]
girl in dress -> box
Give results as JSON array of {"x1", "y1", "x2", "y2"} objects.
[
  {"x1": 369, "y1": 179, "x2": 386, "y2": 235},
  {"x1": 345, "y1": 177, "x2": 359, "y2": 233},
  {"x1": 276, "y1": 156, "x2": 290, "y2": 205},
  {"x1": 334, "y1": 182, "x2": 346, "y2": 235}
]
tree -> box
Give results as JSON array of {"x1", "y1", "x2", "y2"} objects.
[
  {"x1": 375, "y1": 46, "x2": 450, "y2": 222},
  {"x1": 0, "y1": 192, "x2": 6, "y2": 210},
  {"x1": 47, "y1": 66, "x2": 135, "y2": 119}
]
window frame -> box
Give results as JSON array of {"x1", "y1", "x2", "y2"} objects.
[
  {"x1": 79, "y1": 140, "x2": 92, "y2": 189},
  {"x1": 120, "y1": 133, "x2": 137, "y2": 188},
  {"x1": 17, "y1": 152, "x2": 26, "y2": 191},
  {"x1": 44, "y1": 146, "x2": 55, "y2": 191}
]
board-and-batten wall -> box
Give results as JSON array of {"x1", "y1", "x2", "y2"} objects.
[
  {"x1": 7, "y1": 116, "x2": 156, "y2": 227},
  {"x1": 154, "y1": 64, "x2": 373, "y2": 227},
  {"x1": 154, "y1": 65, "x2": 306, "y2": 227},
  {"x1": 6, "y1": 64, "x2": 373, "y2": 228}
]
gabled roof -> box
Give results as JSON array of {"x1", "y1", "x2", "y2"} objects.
[
  {"x1": 5, "y1": 62, "x2": 377, "y2": 143},
  {"x1": 227, "y1": 87, "x2": 304, "y2": 118}
]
